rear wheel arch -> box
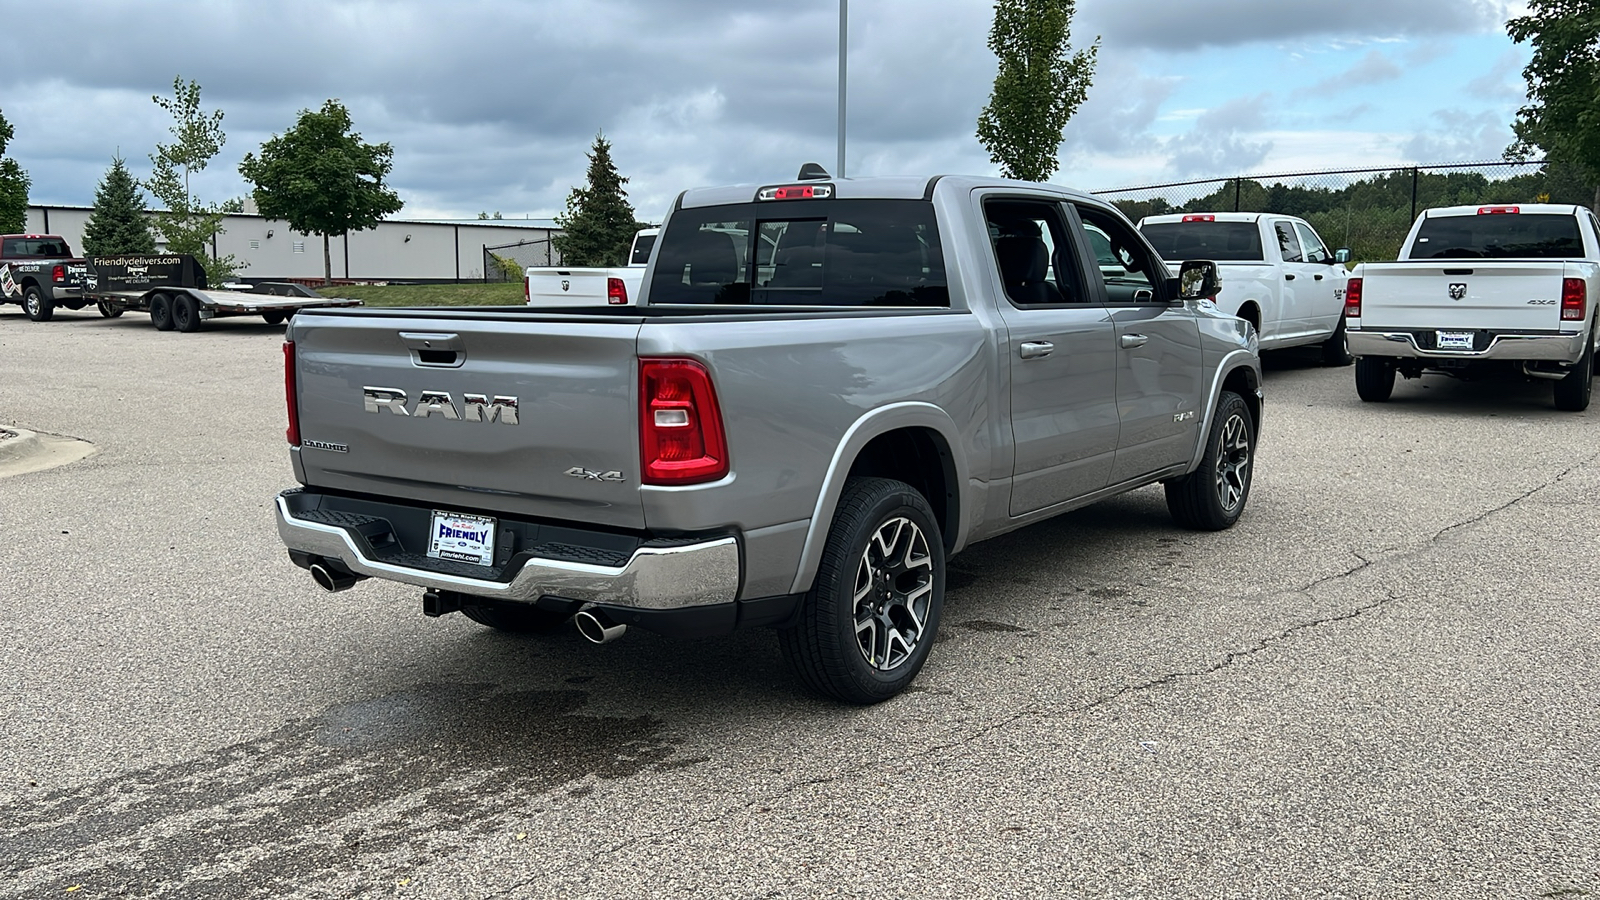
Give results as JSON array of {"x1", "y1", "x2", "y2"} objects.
[
  {"x1": 845, "y1": 426, "x2": 959, "y2": 553},
  {"x1": 788, "y1": 405, "x2": 968, "y2": 595}
]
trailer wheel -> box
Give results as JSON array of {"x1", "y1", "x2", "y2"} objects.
[
  {"x1": 22, "y1": 286, "x2": 53, "y2": 322},
  {"x1": 263, "y1": 311, "x2": 287, "y2": 326},
  {"x1": 150, "y1": 294, "x2": 175, "y2": 331},
  {"x1": 173, "y1": 295, "x2": 203, "y2": 333},
  {"x1": 97, "y1": 300, "x2": 123, "y2": 319}
]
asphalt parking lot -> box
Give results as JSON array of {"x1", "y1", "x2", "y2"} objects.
[{"x1": 2, "y1": 306, "x2": 1597, "y2": 898}]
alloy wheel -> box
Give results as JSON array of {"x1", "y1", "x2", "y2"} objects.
[
  {"x1": 853, "y1": 516, "x2": 934, "y2": 671},
  {"x1": 1214, "y1": 413, "x2": 1251, "y2": 513}
]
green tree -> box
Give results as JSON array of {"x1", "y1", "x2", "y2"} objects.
[
  {"x1": 82, "y1": 156, "x2": 157, "y2": 256},
  {"x1": 553, "y1": 133, "x2": 643, "y2": 266},
  {"x1": 239, "y1": 99, "x2": 403, "y2": 285},
  {"x1": 0, "y1": 108, "x2": 30, "y2": 234},
  {"x1": 1507, "y1": 1, "x2": 1600, "y2": 210},
  {"x1": 147, "y1": 76, "x2": 239, "y2": 283},
  {"x1": 976, "y1": 0, "x2": 1099, "y2": 182}
]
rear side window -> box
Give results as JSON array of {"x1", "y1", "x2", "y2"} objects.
[
  {"x1": 1139, "y1": 222, "x2": 1264, "y2": 262},
  {"x1": 648, "y1": 199, "x2": 948, "y2": 306},
  {"x1": 1410, "y1": 213, "x2": 1584, "y2": 259},
  {"x1": 1274, "y1": 221, "x2": 1303, "y2": 262},
  {"x1": 2, "y1": 237, "x2": 72, "y2": 257}
]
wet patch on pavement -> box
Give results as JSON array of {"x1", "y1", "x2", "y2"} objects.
[{"x1": 0, "y1": 683, "x2": 687, "y2": 898}]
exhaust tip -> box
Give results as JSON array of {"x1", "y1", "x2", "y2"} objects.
[
  {"x1": 574, "y1": 608, "x2": 627, "y2": 644},
  {"x1": 309, "y1": 561, "x2": 359, "y2": 593}
]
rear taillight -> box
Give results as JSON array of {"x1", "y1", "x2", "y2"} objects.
[
  {"x1": 1562, "y1": 278, "x2": 1586, "y2": 321},
  {"x1": 640, "y1": 358, "x2": 727, "y2": 485},
  {"x1": 51, "y1": 265, "x2": 65, "y2": 282},
  {"x1": 607, "y1": 277, "x2": 628, "y2": 305},
  {"x1": 284, "y1": 341, "x2": 301, "y2": 447},
  {"x1": 1344, "y1": 277, "x2": 1362, "y2": 318}
]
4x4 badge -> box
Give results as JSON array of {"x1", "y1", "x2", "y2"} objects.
[{"x1": 565, "y1": 466, "x2": 624, "y2": 483}]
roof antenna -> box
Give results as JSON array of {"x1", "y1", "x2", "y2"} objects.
[{"x1": 797, "y1": 162, "x2": 831, "y2": 181}]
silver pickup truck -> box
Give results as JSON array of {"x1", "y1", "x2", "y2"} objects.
[{"x1": 274, "y1": 171, "x2": 1263, "y2": 703}]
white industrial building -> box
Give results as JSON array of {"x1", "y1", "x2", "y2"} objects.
[{"x1": 23, "y1": 204, "x2": 563, "y2": 282}]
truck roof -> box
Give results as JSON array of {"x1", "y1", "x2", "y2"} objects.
[
  {"x1": 1422, "y1": 203, "x2": 1584, "y2": 218},
  {"x1": 675, "y1": 174, "x2": 1100, "y2": 210},
  {"x1": 1138, "y1": 212, "x2": 1267, "y2": 225}
]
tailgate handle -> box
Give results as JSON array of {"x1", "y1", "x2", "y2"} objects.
[
  {"x1": 1444, "y1": 269, "x2": 1474, "y2": 276},
  {"x1": 400, "y1": 332, "x2": 465, "y2": 368}
]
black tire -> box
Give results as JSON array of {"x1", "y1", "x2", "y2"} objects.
[
  {"x1": 1355, "y1": 356, "x2": 1396, "y2": 402},
  {"x1": 1321, "y1": 316, "x2": 1353, "y2": 367},
  {"x1": 1165, "y1": 390, "x2": 1255, "y2": 531},
  {"x1": 778, "y1": 476, "x2": 945, "y2": 704},
  {"x1": 263, "y1": 311, "x2": 287, "y2": 326},
  {"x1": 22, "y1": 286, "x2": 53, "y2": 322},
  {"x1": 150, "y1": 294, "x2": 175, "y2": 331},
  {"x1": 97, "y1": 300, "x2": 123, "y2": 319},
  {"x1": 173, "y1": 295, "x2": 203, "y2": 332},
  {"x1": 1553, "y1": 333, "x2": 1594, "y2": 412},
  {"x1": 460, "y1": 601, "x2": 569, "y2": 634}
]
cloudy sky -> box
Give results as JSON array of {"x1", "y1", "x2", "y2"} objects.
[{"x1": 0, "y1": 0, "x2": 1533, "y2": 223}]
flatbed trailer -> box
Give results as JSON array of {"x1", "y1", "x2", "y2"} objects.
[{"x1": 82, "y1": 254, "x2": 361, "y2": 332}]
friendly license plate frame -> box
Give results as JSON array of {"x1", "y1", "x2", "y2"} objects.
[
  {"x1": 427, "y1": 510, "x2": 497, "y2": 567},
  {"x1": 1436, "y1": 330, "x2": 1475, "y2": 351}
]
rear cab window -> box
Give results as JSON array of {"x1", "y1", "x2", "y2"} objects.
[
  {"x1": 1139, "y1": 220, "x2": 1265, "y2": 262},
  {"x1": 2, "y1": 237, "x2": 73, "y2": 257},
  {"x1": 629, "y1": 233, "x2": 656, "y2": 265},
  {"x1": 647, "y1": 199, "x2": 948, "y2": 307},
  {"x1": 1409, "y1": 212, "x2": 1584, "y2": 259}
]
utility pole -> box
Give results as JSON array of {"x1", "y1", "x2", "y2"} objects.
[{"x1": 837, "y1": 0, "x2": 848, "y2": 178}]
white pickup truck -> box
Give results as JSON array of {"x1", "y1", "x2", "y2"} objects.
[
  {"x1": 524, "y1": 227, "x2": 657, "y2": 307},
  {"x1": 1346, "y1": 203, "x2": 1600, "y2": 411},
  {"x1": 1138, "y1": 212, "x2": 1353, "y2": 365}
]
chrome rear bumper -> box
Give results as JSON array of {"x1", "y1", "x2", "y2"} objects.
[
  {"x1": 1348, "y1": 329, "x2": 1586, "y2": 362},
  {"x1": 275, "y1": 494, "x2": 740, "y2": 609}
]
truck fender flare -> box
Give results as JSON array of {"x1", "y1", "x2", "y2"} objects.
[
  {"x1": 1187, "y1": 349, "x2": 1261, "y2": 472},
  {"x1": 788, "y1": 402, "x2": 970, "y2": 596}
]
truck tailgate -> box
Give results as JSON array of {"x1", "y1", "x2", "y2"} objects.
[
  {"x1": 527, "y1": 269, "x2": 611, "y2": 306},
  {"x1": 1361, "y1": 261, "x2": 1575, "y2": 332},
  {"x1": 291, "y1": 313, "x2": 646, "y2": 529}
]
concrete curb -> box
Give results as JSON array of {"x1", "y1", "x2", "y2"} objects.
[
  {"x1": 0, "y1": 427, "x2": 42, "y2": 464},
  {"x1": 0, "y1": 427, "x2": 97, "y2": 478}
]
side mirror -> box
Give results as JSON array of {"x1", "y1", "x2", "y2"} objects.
[
  {"x1": 1334, "y1": 248, "x2": 1352, "y2": 264},
  {"x1": 1177, "y1": 259, "x2": 1221, "y2": 301}
]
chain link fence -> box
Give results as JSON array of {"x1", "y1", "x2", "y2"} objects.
[
  {"x1": 482, "y1": 237, "x2": 561, "y2": 283},
  {"x1": 1093, "y1": 160, "x2": 1594, "y2": 262}
]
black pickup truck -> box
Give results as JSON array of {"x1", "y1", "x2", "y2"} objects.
[{"x1": 0, "y1": 234, "x2": 88, "y2": 321}]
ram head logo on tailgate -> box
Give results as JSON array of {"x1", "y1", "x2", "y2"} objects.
[
  {"x1": 1449, "y1": 283, "x2": 1467, "y2": 300},
  {"x1": 362, "y1": 387, "x2": 519, "y2": 424}
]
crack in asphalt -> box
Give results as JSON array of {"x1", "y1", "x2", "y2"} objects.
[{"x1": 489, "y1": 451, "x2": 1593, "y2": 895}]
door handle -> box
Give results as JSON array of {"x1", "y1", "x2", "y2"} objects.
[
  {"x1": 1285, "y1": 273, "x2": 1296, "y2": 281},
  {"x1": 1019, "y1": 341, "x2": 1054, "y2": 359},
  {"x1": 1120, "y1": 333, "x2": 1149, "y2": 349},
  {"x1": 1314, "y1": 273, "x2": 1324, "y2": 281}
]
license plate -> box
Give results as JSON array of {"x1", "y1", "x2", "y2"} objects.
[
  {"x1": 427, "y1": 510, "x2": 497, "y2": 566},
  {"x1": 1436, "y1": 330, "x2": 1474, "y2": 351}
]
